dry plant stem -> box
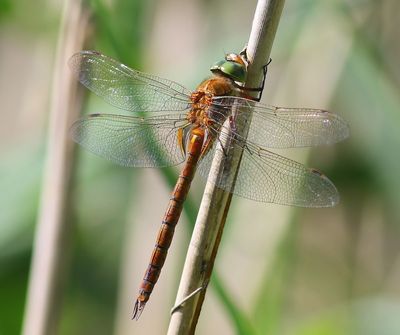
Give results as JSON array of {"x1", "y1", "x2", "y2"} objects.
[
  {"x1": 21, "y1": 1, "x2": 90, "y2": 335},
  {"x1": 167, "y1": 0, "x2": 286, "y2": 334}
]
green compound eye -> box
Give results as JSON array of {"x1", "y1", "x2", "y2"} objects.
[{"x1": 210, "y1": 60, "x2": 246, "y2": 83}]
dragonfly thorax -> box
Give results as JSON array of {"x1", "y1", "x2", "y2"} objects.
[{"x1": 188, "y1": 75, "x2": 237, "y2": 130}]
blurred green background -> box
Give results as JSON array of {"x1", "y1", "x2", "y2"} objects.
[{"x1": 1, "y1": 0, "x2": 400, "y2": 334}]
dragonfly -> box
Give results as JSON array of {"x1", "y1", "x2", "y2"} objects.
[{"x1": 69, "y1": 50, "x2": 349, "y2": 319}]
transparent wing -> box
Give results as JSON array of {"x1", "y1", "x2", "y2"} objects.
[
  {"x1": 198, "y1": 128, "x2": 339, "y2": 207},
  {"x1": 69, "y1": 51, "x2": 192, "y2": 113},
  {"x1": 210, "y1": 97, "x2": 349, "y2": 148},
  {"x1": 70, "y1": 113, "x2": 188, "y2": 167}
]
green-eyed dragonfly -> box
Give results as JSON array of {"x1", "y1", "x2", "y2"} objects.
[{"x1": 69, "y1": 50, "x2": 349, "y2": 319}]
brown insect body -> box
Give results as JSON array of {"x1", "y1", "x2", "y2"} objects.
[
  {"x1": 70, "y1": 51, "x2": 348, "y2": 321},
  {"x1": 188, "y1": 75, "x2": 235, "y2": 126},
  {"x1": 133, "y1": 74, "x2": 236, "y2": 319}
]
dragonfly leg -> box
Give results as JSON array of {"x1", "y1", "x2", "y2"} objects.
[
  {"x1": 214, "y1": 116, "x2": 241, "y2": 157},
  {"x1": 238, "y1": 58, "x2": 272, "y2": 101},
  {"x1": 238, "y1": 48, "x2": 272, "y2": 101},
  {"x1": 228, "y1": 115, "x2": 238, "y2": 134},
  {"x1": 216, "y1": 134, "x2": 229, "y2": 157}
]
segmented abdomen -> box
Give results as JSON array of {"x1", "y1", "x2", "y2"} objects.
[{"x1": 132, "y1": 127, "x2": 205, "y2": 319}]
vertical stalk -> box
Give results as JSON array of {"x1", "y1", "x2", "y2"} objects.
[
  {"x1": 167, "y1": 0, "x2": 286, "y2": 334},
  {"x1": 21, "y1": 1, "x2": 90, "y2": 334}
]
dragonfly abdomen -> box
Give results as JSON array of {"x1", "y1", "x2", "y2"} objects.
[{"x1": 133, "y1": 127, "x2": 205, "y2": 319}]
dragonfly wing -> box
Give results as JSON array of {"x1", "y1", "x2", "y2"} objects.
[
  {"x1": 210, "y1": 97, "x2": 349, "y2": 148},
  {"x1": 69, "y1": 51, "x2": 191, "y2": 113},
  {"x1": 198, "y1": 131, "x2": 339, "y2": 207},
  {"x1": 71, "y1": 113, "x2": 187, "y2": 167}
]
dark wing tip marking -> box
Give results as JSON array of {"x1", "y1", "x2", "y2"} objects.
[{"x1": 310, "y1": 168, "x2": 323, "y2": 177}]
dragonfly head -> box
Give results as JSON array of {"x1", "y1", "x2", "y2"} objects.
[{"x1": 210, "y1": 53, "x2": 247, "y2": 84}]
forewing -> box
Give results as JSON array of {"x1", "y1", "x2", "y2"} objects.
[
  {"x1": 210, "y1": 97, "x2": 349, "y2": 148},
  {"x1": 70, "y1": 113, "x2": 187, "y2": 167},
  {"x1": 69, "y1": 51, "x2": 191, "y2": 112},
  {"x1": 198, "y1": 129, "x2": 339, "y2": 207}
]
